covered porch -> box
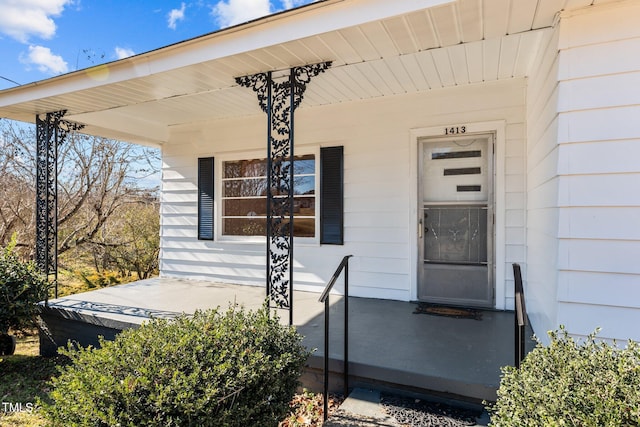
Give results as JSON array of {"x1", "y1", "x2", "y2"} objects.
[
  {"x1": 39, "y1": 277, "x2": 522, "y2": 402},
  {"x1": 0, "y1": 0, "x2": 607, "y2": 351}
]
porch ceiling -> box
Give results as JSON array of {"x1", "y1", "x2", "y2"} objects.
[{"x1": 0, "y1": 0, "x2": 607, "y2": 146}]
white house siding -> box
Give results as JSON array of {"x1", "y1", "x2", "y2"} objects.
[
  {"x1": 553, "y1": 1, "x2": 640, "y2": 342},
  {"x1": 160, "y1": 78, "x2": 526, "y2": 307},
  {"x1": 525, "y1": 26, "x2": 562, "y2": 344}
]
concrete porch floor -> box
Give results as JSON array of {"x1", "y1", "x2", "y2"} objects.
[{"x1": 39, "y1": 277, "x2": 522, "y2": 402}]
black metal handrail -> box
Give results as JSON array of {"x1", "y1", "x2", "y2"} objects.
[
  {"x1": 318, "y1": 254, "x2": 352, "y2": 422},
  {"x1": 513, "y1": 263, "x2": 528, "y2": 368}
]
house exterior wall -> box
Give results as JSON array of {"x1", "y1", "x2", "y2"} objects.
[
  {"x1": 160, "y1": 78, "x2": 526, "y2": 308},
  {"x1": 553, "y1": 1, "x2": 640, "y2": 342},
  {"x1": 526, "y1": 1, "x2": 640, "y2": 344},
  {"x1": 525, "y1": 26, "x2": 562, "y2": 343}
]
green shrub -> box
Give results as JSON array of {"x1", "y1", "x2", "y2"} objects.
[
  {"x1": 0, "y1": 239, "x2": 49, "y2": 334},
  {"x1": 42, "y1": 304, "x2": 310, "y2": 427},
  {"x1": 488, "y1": 326, "x2": 640, "y2": 426}
]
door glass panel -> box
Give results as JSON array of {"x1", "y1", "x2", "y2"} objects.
[
  {"x1": 423, "y1": 138, "x2": 488, "y2": 203},
  {"x1": 424, "y1": 206, "x2": 487, "y2": 264}
]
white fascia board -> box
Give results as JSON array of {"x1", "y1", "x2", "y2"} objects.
[{"x1": 0, "y1": 0, "x2": 453, "y2": 108}]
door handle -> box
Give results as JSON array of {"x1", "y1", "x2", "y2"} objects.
[{"x1": 418, "y1": 219, "x2": 423, "y2": 238}]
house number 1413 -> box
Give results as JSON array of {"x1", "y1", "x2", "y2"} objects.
[{"x1": 445, "y1": 126, "x2": 466, "y2": 135}]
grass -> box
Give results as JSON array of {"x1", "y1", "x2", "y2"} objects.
[
  {"x1": 0, "y1": 332, "x2": 67, "y2": 426},
  {"x1": 55, "y1": 265, "x2": 139, "y2": 298}
]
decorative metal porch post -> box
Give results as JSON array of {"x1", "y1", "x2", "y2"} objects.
[
  {"x1": 35, "y1": 110, "x2": 83, "y2": 301},
  {"x1": 236, "y1": 62, "x2": 331, "y2": 325}
]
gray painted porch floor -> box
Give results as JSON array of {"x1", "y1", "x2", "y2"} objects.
[{"x1": 40, "y1": 277, "x2": 518, "y2": 402}]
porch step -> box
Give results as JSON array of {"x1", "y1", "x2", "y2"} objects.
[
  {"x1": 324, "y1": 389, "x2": 399, "y2": 427},
  {"x1": 324, "y1": 388, "x2": 490, "y2": 427}
]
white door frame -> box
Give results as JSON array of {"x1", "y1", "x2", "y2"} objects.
[{"x1": 409, "y1": 120, "x2": 507, "y2": 310}]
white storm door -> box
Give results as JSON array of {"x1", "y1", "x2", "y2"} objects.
[{"x1": 418, "y1": 135, "x2": 494, "y2": 308}]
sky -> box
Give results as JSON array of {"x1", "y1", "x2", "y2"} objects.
[{"x1": 0, "y1": 0, "x2": 316, "y2": 91}]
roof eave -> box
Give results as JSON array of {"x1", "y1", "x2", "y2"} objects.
[{"x1": 0, "y1": 0, "x2": 453, "y2": 116}]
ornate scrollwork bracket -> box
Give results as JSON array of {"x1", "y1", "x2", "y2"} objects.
[
  {"x1": 35, "y1": 110, "x2": 84, "y2": 300},
  {"x1": 236, "y1": 62, "x2": 331, "y2": 323}
]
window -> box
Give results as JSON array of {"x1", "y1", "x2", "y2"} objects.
[
  {"x1": 198, "y1": 157, "x2": 215, "y2": 240},
  {"x1": 221, "y1": 154, "x2": 316, "y2": 237}
]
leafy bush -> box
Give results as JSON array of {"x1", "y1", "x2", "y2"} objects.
[
  {"x1": 42, "y1": 304, "x2": 310, "y2": 427},
  {"x1": 488, "y1": 326, "x2": 640, "y2": 426},
  {"x1": 0, "y1": 239, "x2": 49, "y2": 334}
]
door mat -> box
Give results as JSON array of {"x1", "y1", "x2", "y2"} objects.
[{"x1": 413, "y1": 303, "x2": 482, "y2": 320}]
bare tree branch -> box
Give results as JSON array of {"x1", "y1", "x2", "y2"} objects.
[{"x1": 0, "y1": 119, "x2": 160, "y2": 267}]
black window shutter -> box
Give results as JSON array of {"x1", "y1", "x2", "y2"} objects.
[
  {"x1": 198, "y1": 157, "x2": 214, "y2": 240},
  {"x1": 320, "y1": 146, "x2": 344, "y2": 245}
]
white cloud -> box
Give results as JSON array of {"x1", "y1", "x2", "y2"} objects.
[
  {"x1": 168, "y1": 2, "x2": 186, "y2": 30},
  {"x1": 20, "y1": 45, "x2": 68, "y2": 74},
  {"x1": 211, "y1": 0, "x2": 271, "y2": 28},
  {"x1": 282, "y1": 0, "x2": 310, "y2": 9},
  {"x1": 115, "y1": 46, "x2": 135, "y2": 59},
  {"x1": 0, "y1": 0, "x2": 72, "y2": 43}
]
